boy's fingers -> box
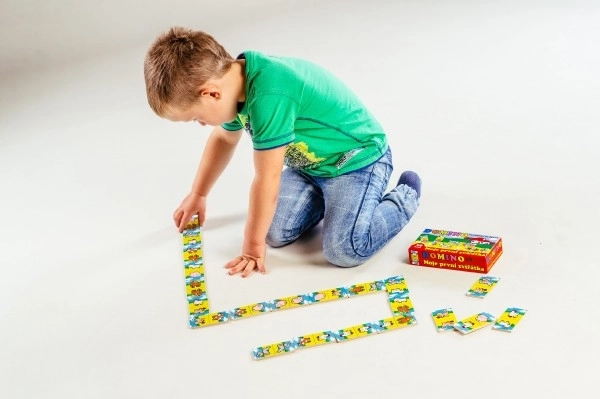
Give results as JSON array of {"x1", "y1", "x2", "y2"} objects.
[
  {"x1": 242, "y1": 259, "x2": 257, "y2": 278},
  {"x1": 229, "y1": 261, "x2": 246, "y2": 276},
  {"x1": 226, "y1": 257, "x2": 247, "y2": 275},
  {"x1": 178, "y1": 212, "x2": 189, "y2": 233},
  {"x1": 225, "y1": 256, "x2": 244, "y2": 269},
  {"x1": 173, "y1": 209, "x2": 183, "y2": 225},
  {"x1": 257, "y1": 258, "x2": 266, "y2": 274},
  {"x1": 224, "y1": 256, "x2": 264, "y2": 277}
]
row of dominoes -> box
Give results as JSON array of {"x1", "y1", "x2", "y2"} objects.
[
  {"x1": 187, "y1": 274, "x2": 412, "y2": 328},
  {"x1": 252, "y1": 312, "x2": 417, "y2": 359},
  {"x1": 251, "y1": 275, "x2": 418, "y2": 360},
  {"x1": 182, "y1": 218, "x2": 209, "y2": 326}
]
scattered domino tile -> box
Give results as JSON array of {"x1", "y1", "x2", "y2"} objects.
[
  {"x1": 454, "y1": 312, "x2": 496, "y2": 334},
  {"x1": 492, "y1": 307, "x2": 527, "y2": 332},
  {"x1": 431, "y1": 308, "x2": 457, "y2": 332},
  {"x1": 465, "y1": 276, "x2": 500, "y2": 298}
]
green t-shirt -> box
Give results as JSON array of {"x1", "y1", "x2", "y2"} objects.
[{"x1": 222, "y1": 51, "x2": 388, "y2": 177}]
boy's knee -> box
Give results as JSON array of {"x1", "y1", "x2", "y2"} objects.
[
  {"x1": 266, "y1": 229, "x2": 293, "y2": 248},
  {"x1": 322, "y1": 247, "x2": 366, "y2": 268},
  {"x1": 265, "y1": 233, "x2": 284, "y2": 248}
]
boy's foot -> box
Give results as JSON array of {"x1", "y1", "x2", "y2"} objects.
[{"x1": 398, "y1": 171, "x2": 421, "y2": 198}]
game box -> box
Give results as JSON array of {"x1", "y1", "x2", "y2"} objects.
[{"x1": 408, "y1": 229, "x2": 503, "y2": 273}]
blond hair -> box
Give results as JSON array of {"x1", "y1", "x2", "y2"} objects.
[{"x1": 144, "y1": 27, "x2": 234, "y2": 117}]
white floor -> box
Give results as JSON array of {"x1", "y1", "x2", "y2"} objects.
[{"x1": 1, "y1": 1, "x2": 599, "y2": 398}]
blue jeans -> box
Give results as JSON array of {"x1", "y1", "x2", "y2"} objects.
[{"x1": 266, "y1": 148, "x2": 419, "y2": 267}]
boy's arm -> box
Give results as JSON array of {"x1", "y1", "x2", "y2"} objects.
[
  {"x1": 225, "y1": 145, "x2": 287, "y2": 277},
  {"x1": 174, "y1": 125, "x2": 242, "y2": 232}
]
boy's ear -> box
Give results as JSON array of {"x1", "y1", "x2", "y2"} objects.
[{"x1": 199, "y1": 84, "x2": 221, "y2": 99}]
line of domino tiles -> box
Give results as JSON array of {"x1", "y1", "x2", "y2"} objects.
[{"x1": 181, "y1": 217, "x2": 418, "y2": 360}]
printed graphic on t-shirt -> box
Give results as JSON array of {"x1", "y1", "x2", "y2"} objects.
[
  {"x1": 284, "y1": 142, "x2": 325, "y2": 170},
  {"x1": 239, "y1": 114, "x2": 253, "y2": 137},
  {"x1": 336, "y1": 148, "x2": 364, "y2": 169}
]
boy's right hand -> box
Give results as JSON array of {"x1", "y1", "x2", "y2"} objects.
[{"x1": 173, "y1": 192, "x2": 207, "y2": 233}]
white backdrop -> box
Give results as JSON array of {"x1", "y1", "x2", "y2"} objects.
[{"x1": 1, "y1": 1, "x2": 599, "y2": 398}]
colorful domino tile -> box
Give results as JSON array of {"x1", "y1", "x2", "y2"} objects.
[
  {"x1": 466, "y1": 276, "x2": 500, "y2": 298},
  {"x1": 492, "y1": 307, "x2": 527, "y2": 332},
  {"x1": 454, "y1": 312, "x2": 496, "y2": 334},
  {"x1": 193, "y1": 311, "x2": 230, "y2": 327},
  {"x1": 431, "y1": 308, "x2": 457, "y2": 332},
  {"x1": 389, "y1": 295, "x2": 415, "y2": 316},
  {"x1": 252, "y1": 339, "x2": 299, "y2": 360}
]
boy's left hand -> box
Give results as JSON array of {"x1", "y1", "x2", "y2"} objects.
[{"x1": 225, "y1": 246, "x2": 267, "y2": 277}]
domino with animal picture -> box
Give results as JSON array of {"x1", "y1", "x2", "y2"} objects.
[
  {"x1": 252, "y1": 339, "x2": 299, "y2": 360},
  {"x1": 454, "y1": 312, "x2": 496, "y2": 334},
  {"x1": 492, "y1": 307, "x2": 527, "y2": 332},
  {"x1": 466, "y1": 276, "x2": 500, "y2": 298},
  {"x1": 193, "y1": 311, "x2": 230, "y2": 327},
  {"x1": 431, "y1": 308, "x2": 457, "y2": 332}
]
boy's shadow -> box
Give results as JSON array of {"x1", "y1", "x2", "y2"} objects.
[
  {"x1": 204, "y1": 213, "x2": 329, "y2": 267},
  {"x1": 278, "y1": 222, "x2": 329, "y2": 266},
  {"x1": 202, "y1": 213, "x2": 247, "y2": 230}
]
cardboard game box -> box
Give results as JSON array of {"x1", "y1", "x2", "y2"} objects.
[{"x1": 408, "y1": 229, "x2": 503, "y2": 273}]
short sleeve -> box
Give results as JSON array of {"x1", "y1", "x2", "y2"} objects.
[
  {"x1": 249, "y1": 93, "x2": 298, "y2": 150},
  {"x1": 221, "y1": 118, "x2": 243, "y2": 131}
]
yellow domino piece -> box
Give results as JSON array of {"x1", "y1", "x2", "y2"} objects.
[
  {"x1": 230, "y1": 302, "x2": 272, "y2": 320},
  {"x1": 465, "y1": 276, "x2": 500, "y2": 298},
  {"x1": 252, "y1": 341, "x2": 297, "y2": 360},
  {"x1": 184, "y1": 269, "x2": 205, "y2": 283},
  {"x1": 296, "y1": 333, "x2": 326, "y2": 349},
  {"x1": 183, "y1": 249, "x2": 203, "y2": 262},
  {"x1": 335, "y1": 326, "x2": 360, "y2": 341},
  {"x1": 454, "y1": 312, "x2": 496, "y2": 334},
  {"x1": 317, "y1": 288, "x2": 347, "y2": 301},
  {"x1": 347, "y1": 282, "x2": 375, "y2": 296},
  {"x1": 390, "y1": 296, "x2": 415, "y2": 316},
  {"x1": 431, "y1": 308, "x2": 457, "y2": 332},
  {"x1": 229, "y1": 305, "x2": 254, "y2": 320},
  {"x1": 309, "y1": 331, "x2": 338, "y2": 345},
  {"x1": 194, "y1": 311, "x2": 229, "y2": 327},
  {"x1": 188, "y1": 300, "x2": 209, "y2": 316},
  {"x1": 277, "y1": 294, "x2": 311, "y2": 308},
  {"x1": 269, "y1": 297, "x2": 293, "y2": 310},
  {"x1": 492, "y1": 307, "x2": 527, "y2": 332},
  {"x1": 182, "y1": 233, "x2": 201, "y2": 244},
  {"x1": 385, "y1": 278, "x2": 409, "y2": 294},
  {"x1": 351, "y1": 322, "x2": 381, "y2": 337},
  {"x1": 186, "y1": 282, "x2": 207, "y2": 299},
  {"x1": 391, "y1": 313, "x2": 418, "y2": 328}
]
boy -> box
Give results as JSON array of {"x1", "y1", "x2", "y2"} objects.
[{"x1": 144, "y1": 27, "x2": 421, "y2": 277}]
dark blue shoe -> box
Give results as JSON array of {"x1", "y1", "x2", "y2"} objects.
[{"x1": 398, "y1": 171, "x2": 421, "y2": 198}]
